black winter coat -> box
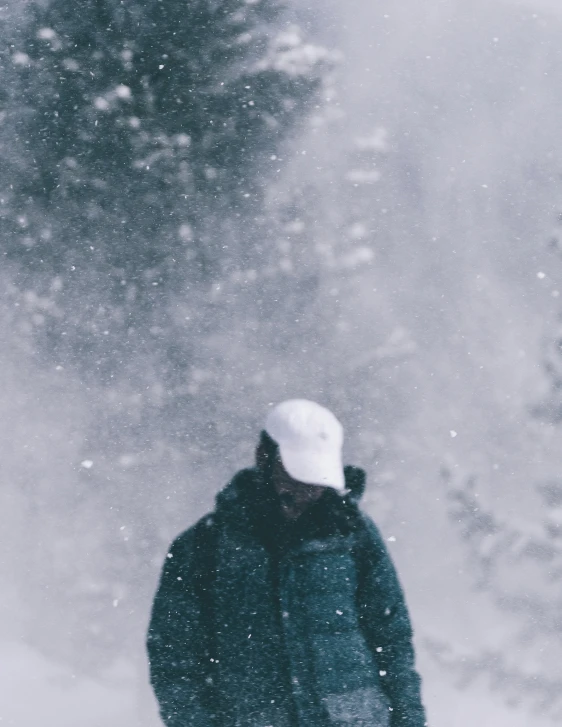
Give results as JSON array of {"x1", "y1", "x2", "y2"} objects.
[{"x1": 147, "y1": 468, "x2": 426, "y2": 727}]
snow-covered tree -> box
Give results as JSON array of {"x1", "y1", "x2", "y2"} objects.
[
  {"x1": 2, "y1": 0, "x2": 326, "y2": 285},
  {"x1": 533, "y1": 323, "x2": 562, "y2": 424},
  {"x1": 439, "y1": 468, "x2": 562, "y2": 718}
]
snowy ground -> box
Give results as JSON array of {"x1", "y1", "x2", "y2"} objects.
[
  {"x1": 0, "y1": 642, "x2": 137, "y2": 727},
  {"x1": 421, "y1": 653, "x2": 554, "y2": 727}
]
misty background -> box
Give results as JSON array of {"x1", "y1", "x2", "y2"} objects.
[{"x1": 1, "y1": 0, "x2": 562, "y2": 724}]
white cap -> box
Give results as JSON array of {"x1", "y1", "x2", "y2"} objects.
[{"x1": 265, "y1": 399, "x2": 345, "y2": 491}]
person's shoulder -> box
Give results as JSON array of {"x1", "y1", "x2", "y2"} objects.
[
  {"x1": 216, "y1": 466, "x2": 258, "y2": 505},
  {"x1": 355, "y1": 510, "x2": 389, "y2": 559},
  {"x1": 167, "y1": 466, "x2": 257, "y2": 555},
  {"x1": 169, "y1": 513, "x2": 217, "y2": 555},
  {"x1": 356, "y1": 509, "x2": 381, "y2": 536}
]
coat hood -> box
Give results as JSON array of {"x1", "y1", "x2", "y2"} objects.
[{"x1": 214, "y1": 465, "x2": 367, "y2": 552}]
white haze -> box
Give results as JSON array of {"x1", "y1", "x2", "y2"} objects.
[{"x1": 2, "y1": 0, "x2": 562, "y2": 725}]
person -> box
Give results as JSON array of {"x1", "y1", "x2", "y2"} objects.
[{"x1": 147, "y1": 399, "x2": 427, "y2": 727}]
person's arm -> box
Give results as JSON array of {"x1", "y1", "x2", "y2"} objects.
[
  {"x1": 355, "y1": 515, "x2": 427, "y2": 727},
  {"x1": 147, "y1": 522, "x2": 217, "y2": 727}
]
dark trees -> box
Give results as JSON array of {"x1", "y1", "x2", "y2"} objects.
[{"x1": 2, "y1": 0, "x2": 325, "y2": 286}]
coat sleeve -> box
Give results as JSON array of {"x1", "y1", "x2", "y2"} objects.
[
  {"x1": 355, "y1": 516, "x2": 427, "y2": 727},
  {"x1": 147, "y1": 521, "x2": 217, "y2": 727}
]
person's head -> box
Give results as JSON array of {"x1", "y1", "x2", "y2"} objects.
[{"x1": 256, "y1": 399, "x2": 346, "y2": 521}]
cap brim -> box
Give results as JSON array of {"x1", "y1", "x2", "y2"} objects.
[{"x1": 278, "y1": 445, "x2": 346, "y2": 491}]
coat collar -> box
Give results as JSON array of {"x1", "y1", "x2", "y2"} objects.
[{"x1": 215, "y1": 466, "x2": 366, "y2": 553}]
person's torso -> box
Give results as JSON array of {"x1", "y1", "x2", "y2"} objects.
[{"x1": 211, "y1": 516, "x2": 391, "y2": 727}]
